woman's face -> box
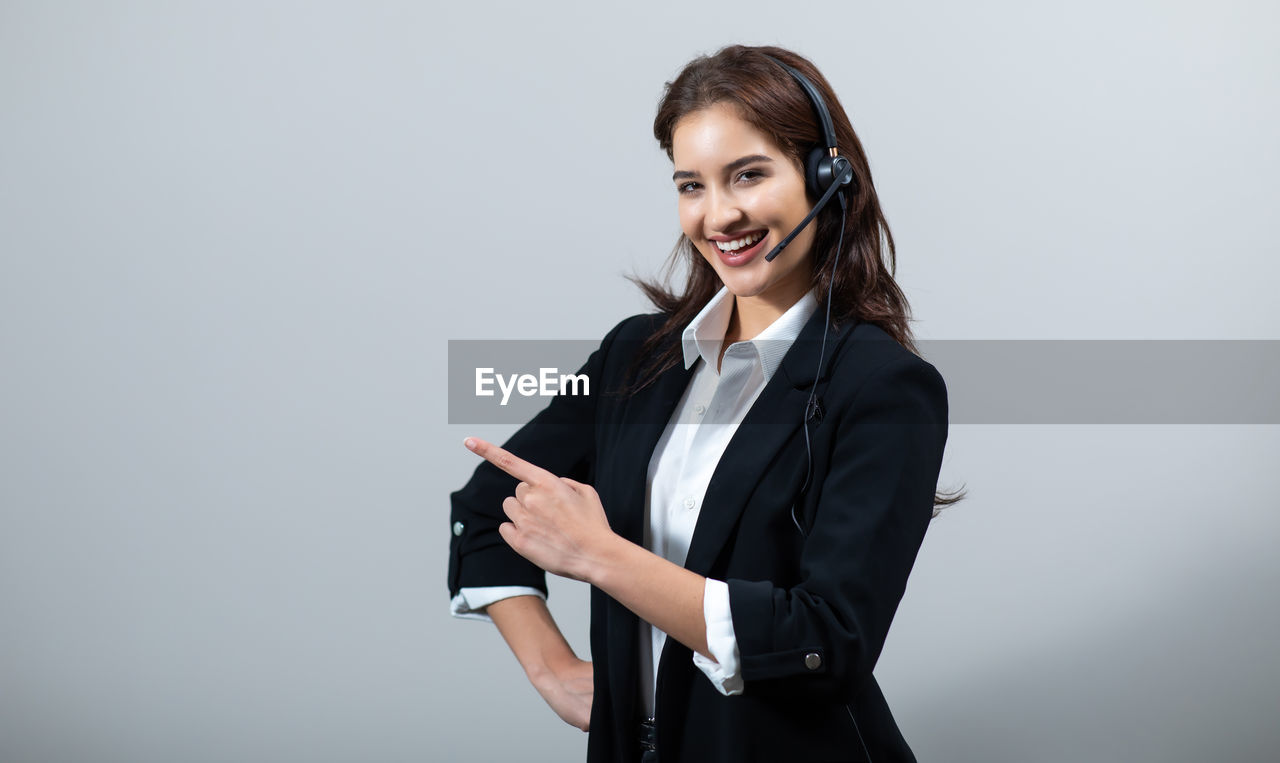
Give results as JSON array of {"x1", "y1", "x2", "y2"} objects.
[{"x1": 671, "y1": 101, "x2": 816, "y2": 312}]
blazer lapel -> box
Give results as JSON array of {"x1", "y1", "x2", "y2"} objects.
[{"x1": 681, "y1": 308, "x2": 859, "y2": 577}]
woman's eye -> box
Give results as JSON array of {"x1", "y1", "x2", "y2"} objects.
[{"x1": 677, "y1": 171, "x2": 761, "y2": 195}]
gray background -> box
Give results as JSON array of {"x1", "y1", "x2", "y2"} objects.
[{"x1": 2, "y1": 1, "x2": 1277, "y2": 761}]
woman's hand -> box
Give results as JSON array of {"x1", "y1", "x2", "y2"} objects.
[
  {"x1": 530, "y1": 654, "x2": 594, "y2": 732},
  {"x1": 463, "y1": 437, "x2": 618, "y2": 583},
  {"x1": 485, "y1": 596, "x2": 593, "y2": 733}
]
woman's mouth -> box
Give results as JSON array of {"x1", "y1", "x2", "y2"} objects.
[{"x1": 712, "y1": 230, "x2": 768, "y2": 267}]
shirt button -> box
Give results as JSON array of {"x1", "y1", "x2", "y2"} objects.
[
  {"x1": 683, "y1": 496, "x2": 695, "y2": 510},
  {"x1": 804, "y1": 652, "x2": 822, "y2": 670},
  {"x1": 694, "y1": 404, "x2": 706, "y2": 416},
  {"x1": 452, "y1": 521, "x2": 466, "y2": 537}
]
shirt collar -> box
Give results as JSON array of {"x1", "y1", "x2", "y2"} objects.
[{"x1": 681, "y1": 285, "x2": 820, "y2": 384}]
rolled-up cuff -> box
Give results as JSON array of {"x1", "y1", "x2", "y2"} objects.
[
  {"x1": 691, "y1": 578, "x2": 744, "y2": 696},
  {"x1": 450, "y1": 586, "x2": 546, "y2": 622}
]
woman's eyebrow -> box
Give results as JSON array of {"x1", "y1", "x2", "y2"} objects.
[{"x1": 672, "y1": 154, "x2": 774, "y2": 182}]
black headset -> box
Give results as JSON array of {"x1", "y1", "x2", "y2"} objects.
[
  {"x1": 759, "y1": 54, "x2": 857, "y2": 264},
  {"x1": 760, "y1": 53, "x2": 873, "y2": 763}
]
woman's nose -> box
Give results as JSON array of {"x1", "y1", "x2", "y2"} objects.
[{"x1": 706, "y1": 189, "x2": 745, "y2": 231}]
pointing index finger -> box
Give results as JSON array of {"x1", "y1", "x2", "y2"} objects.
[{"x1": 463, "y1": 437, "x2": 555, "y2": 485}]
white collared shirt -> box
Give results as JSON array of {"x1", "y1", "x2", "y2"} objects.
[{"x1": 452, "y1": 285, "x2": 820, "y2": 718}]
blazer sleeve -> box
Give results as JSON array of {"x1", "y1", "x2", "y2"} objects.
[
  {"x1": 446, "y1": 314, "x2": 638, "y2": 599},
  {"x1": 726, "y1": 352, "x2": 949, "y2": 702}
]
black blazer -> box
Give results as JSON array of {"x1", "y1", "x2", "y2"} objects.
[{"x1": 448, "y1": 306, "x2": 949, "y2": 763}]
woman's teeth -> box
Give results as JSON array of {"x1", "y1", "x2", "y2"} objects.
[{"x1": 715, "y1": 231, "x2": 765, "y2": 252}]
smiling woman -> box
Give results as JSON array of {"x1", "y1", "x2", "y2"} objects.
[{"x1": 448, "y1": 43, "x2": 962, "y2": 763}]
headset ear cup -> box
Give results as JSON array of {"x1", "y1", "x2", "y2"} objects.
[
  {"x1": 805, "y1": 145, "x2": 831, "y2": 199},
  {"x1": 806, "y1": 146, "x2": 860, "y2": 200}
]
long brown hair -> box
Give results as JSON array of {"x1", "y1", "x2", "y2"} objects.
[{"x1": 625, "y1": 44, "x2": 965, "y2": 511}]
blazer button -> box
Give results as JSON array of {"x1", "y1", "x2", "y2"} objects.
[
  {"x1": 452, "y1": 521, "x2": 466, "y2": 537},
  {"x1": 804, "y1": 652, "x2": 822, "y2": 670}
]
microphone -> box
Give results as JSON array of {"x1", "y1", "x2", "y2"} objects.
[
  {"x1": 762, "y1": 161, "x2": 854, "y2": 262},
  {"x1": 805, "y1": 396, "x2": 824, "y2": 424}
]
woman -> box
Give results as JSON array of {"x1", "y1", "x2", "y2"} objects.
[{"x1": 448, "y1": 44, "x2": 960, "y2": 762}]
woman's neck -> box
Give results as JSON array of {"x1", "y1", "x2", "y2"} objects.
[{"x1": 727, "y1": 289, "x2": 807, "y2": 343}]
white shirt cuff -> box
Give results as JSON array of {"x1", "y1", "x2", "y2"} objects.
[
  {"x1": 450, "y1": 586, "x2": 546, "y2": 622},
  {"x1": 691, "y1": 578, "x2": 744, "y2": 696}
]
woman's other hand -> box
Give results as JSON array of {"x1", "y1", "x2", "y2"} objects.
[
  {"x1": 485, "y1": 596, "x2": 593, "y2": 733},
  {"x1": 530, "y1": 654, "x2": 594, "y2": 732}
]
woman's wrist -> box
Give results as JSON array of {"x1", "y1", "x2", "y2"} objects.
[{"x1": 578, "y1": 531, "x2": 636, "y2": 590}]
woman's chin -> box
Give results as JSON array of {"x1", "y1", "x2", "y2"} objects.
[{"x1": 720, "y1": 277, "x2": 770, "y2": 299}]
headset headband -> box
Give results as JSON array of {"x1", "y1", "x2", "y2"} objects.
[{"x1": 761, "y1": 54, "x2": 839, "y2": 154}]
